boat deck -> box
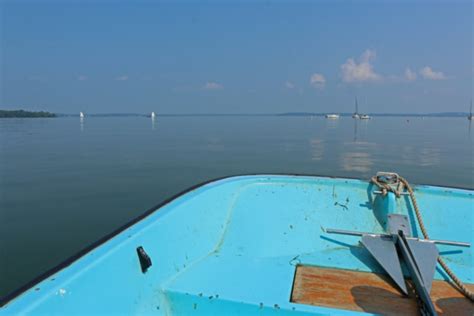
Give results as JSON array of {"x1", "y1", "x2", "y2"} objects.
[
  {"x1": 1, "y1": 175, "x2": 473, "y2": 315},
  {"x1": 155, "y1": 176, "x2": 474, "y2": 315}
]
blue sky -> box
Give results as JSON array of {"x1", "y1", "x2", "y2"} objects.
[{"x1": 1, "y1": 1, "x2": 472, "y2": 114}]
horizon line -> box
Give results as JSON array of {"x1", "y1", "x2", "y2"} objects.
[{"x1": 54, "y1": 112, "x2": 471, "y2": 117}]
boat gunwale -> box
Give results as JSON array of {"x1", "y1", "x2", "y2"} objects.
[{"x1": 1, "y1": 173, "x2": 472, "y2": 307}]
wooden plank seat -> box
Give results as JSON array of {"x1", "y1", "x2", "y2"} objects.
[{"x1": 291, "y1": 265, "x2": 474, "y2": 315}]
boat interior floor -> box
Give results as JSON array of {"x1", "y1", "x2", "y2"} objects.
[
  {"x1": 159, "y1": 177, "x2": 473, "y2": 315},
  {"x1": 162, "y1": 251, "x2": 474, "y2": 315}
]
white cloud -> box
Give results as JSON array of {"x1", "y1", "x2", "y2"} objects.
[
  {"x1": 404, "y1": 68, "x2": 417, "y2": 81},
  {"x1": 419, "y1": 66, "x2": 446, "y2": 80},
  {"x1": 77, "y1": 75, "x2": 88, "y2": 81},
  {"x1": 285, "y1": 81, "x2": 295, "y2": 89},
  {"x1": 310, "y1": 73, "x2": 326, "y2": 88},
  {"x1": 203, "y1": 82, "x2": 223, "y2": 90},
  {"x1": 115, "y1": 75, "x2": 128, "y2": 81},
  {"x1": 340, "y1": 49, "x2": 381, "y2": 82}
]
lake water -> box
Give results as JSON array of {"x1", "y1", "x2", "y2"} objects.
[{"x1": 1, "y1": 116, "x2": 473, "y2": 298}]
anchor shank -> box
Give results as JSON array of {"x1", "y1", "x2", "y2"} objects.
[{"x1": 397, "y1": 232, "x2": 438, "y2": 316}]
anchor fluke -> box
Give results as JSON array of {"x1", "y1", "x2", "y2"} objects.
[
  {"x1": 361, "y1": 235, "x2": 408, "y2": 295},
  {"x1": 405, "y1": 238, "x2": 438, "y2": 292}
]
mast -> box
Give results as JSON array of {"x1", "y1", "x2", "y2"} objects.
[{"x1": 355, "y1": 97, "x2": 359, "y2": 115}]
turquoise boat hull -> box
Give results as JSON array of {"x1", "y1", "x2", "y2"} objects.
[{"x1": 1, "y1": 175, "x2": 472, "y2": 315}]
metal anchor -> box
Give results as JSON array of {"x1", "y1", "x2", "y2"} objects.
[{"x1": 326, "y1": 214, "x2": 470, "y2": 316}]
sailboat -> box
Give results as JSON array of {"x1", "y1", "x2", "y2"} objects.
[
  {"x1": 353, "y1": 98, "x2": 371, "y2": 119},
  {"x1": 151, "y1": 112, "x2": 156, "y2": 119},
  {"x1": 468, "y1": 100, "x2": 473, "y2": 121},
  {"x1": 325, "y1": 114, "x2": 340, "y2": 119},
  {"x1": 79, "y1": 112, "x2": 84, "y2": 119},
  {"x1": 352, "y1": 98, "x2": 360, "y2": 119}
]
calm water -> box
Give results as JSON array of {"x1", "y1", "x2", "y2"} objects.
[{"x1": 1, "y1": 116, "x2": 473, "y2": 298}]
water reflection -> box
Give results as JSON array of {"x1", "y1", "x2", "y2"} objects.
[
  {"x1": 418, "y1": 147, "x2": 441, "y2": 167},
  {"x1": 310, "y1": 138, "x2": 324, "y2": 161},
  {"x1": 151, "y1": 116, "x2": 156, "y2": 130},
  {"x1": 325, "y1": 118, "x2": 340, "y2": 129},
  {"x1": 401, "y1": 145, "x2": 441, "y2": 167},
  {"x1": 353, "y1": 119, "x2": 358, "y2": 142},
  {"x1": 80, "y1": 117, "x2": 84, "y2": 132},
  {"x1": 341, "y1": 141, "x2": 375, "y2": 173},
  {"x1": 400, "y1": 145, "x2": 414, "y2": 165},
  {"x1": 341, "y1": 151, "x2": 373, "y2": 173}
]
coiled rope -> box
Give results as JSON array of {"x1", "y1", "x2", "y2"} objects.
[{"x1": 370, "y1": 175, "x2": 474, "y2": 301}]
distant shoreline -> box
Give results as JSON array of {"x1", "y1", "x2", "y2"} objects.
[
  {"x1": 0, "y1": 110, "x2": 56, "y2": 118},
  {"x1": 57, "y1": 112, "x2": 471, "y2": 118},
  {"x1": 276, "y1": 112, "x2": 470, "y2": 118},
  {"x1": 1, "y1": 110, "x2": 471, "y2": 118}
]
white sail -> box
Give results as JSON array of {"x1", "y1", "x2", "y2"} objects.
[
  {"x1": 151, "y1": 112, "x2": 156, "y2": 119},
  {"x1": 79, "y1": 112, "x2": 84, "y2": 118}
]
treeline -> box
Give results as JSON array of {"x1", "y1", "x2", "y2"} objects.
[{"x1": 0, "y1": 110, "x2": 56, "y2": 118}]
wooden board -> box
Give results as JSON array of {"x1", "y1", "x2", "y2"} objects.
[{"x1": 291, "y1": 265, "x2": 474, "y2": 315}]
